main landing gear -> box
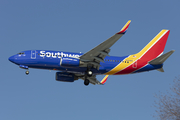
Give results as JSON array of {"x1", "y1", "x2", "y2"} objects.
[
  {"x1": 84, "y1": 79, "x2": 89, "y2": 86},
  {"x1": 84, "y1": 65, "x2": 93, "y2": 86},
  {"x1": 86, "y1": 64, "x2": 93, "y2": 77},
  {"x1": 87, "y1": 70, "x2": 93, "y2": 77}
]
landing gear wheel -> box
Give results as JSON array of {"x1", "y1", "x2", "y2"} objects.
[
  {"x1": 25, "y1": 70, "x2": 29, "y2": 75},
  {"x1": 84, "y1": 79, "x2": 89, "y2": 86},
  {"x1": 87, "y1": 70, "x2": 93, "y2": 77}
]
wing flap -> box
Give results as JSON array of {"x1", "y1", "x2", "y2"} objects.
[
  {"x1": 78, "y1": 75, "x2": 109, "y2": 85},
  {"x1": 79, "y1": 75, "x2": 101, "y2": 85}
]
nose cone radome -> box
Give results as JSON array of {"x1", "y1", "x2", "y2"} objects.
[{"x1": 8, "y1": 56, "x2": 15, "y2": 63}]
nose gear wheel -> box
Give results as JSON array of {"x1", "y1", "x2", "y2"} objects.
[{"x1": 25, "y1": 70, "x2": 29, "y2": 75}]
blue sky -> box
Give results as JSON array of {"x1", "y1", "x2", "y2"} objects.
[{"x1": 1, "y1": 0, "x2": 180, "y2": 120}]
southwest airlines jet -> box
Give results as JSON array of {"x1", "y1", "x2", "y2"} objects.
[{"x1": 9, "y1": 20, "x2": 175, "y2": 86}]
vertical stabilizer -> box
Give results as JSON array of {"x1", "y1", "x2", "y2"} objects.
[{"x1": 137, "y1": 30, "x2": 170, "y2": 61}]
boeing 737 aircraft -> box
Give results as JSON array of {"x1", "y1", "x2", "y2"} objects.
[{"x1": 9, "y1": 20, "x2": 175, "y2": 86}]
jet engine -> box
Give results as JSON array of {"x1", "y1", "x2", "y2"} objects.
[{"x1": 56, "y1": 72, "x2": 78, "y2": 82}]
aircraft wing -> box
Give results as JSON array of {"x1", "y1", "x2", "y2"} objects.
[
  {"x1": 79, "y1": 75, "x2": 109, "y2": 85},
  {"x1": 80, "y1": 20, "x2": 131, "y2": 69},
  {"x1": 78, "y1": 75, "x2": 100, "y2": 85}
]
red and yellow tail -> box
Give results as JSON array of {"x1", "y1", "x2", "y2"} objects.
[
  {"x1": 105, "y1": 29, "x2": 170, "y2": 75},
  {"x1": 136, "y1": 29, "x2": 170, "y2": 61}
]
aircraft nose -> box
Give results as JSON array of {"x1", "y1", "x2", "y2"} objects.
[{"x1": 8, "y1": 56, "x2": 15, "y2": 63}]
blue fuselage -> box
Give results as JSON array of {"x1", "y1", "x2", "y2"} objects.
[{"x1": 9, "y1": 50, "x2": 162, "y2": 75}]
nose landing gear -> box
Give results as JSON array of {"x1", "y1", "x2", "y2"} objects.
[
  {"x1": 19, "y1": 65, "x2": 29, "y2": 75},
  {"x1": 25, "y1": 70, "x2": 29, "y2": 75}
]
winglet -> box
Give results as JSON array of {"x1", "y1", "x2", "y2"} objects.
[
  {"x1": 117, "y1": 20, "x2": 131, "y2": 34},
  {"x1": 100, "y1": 75, "x2": 109, "y2": 85}
]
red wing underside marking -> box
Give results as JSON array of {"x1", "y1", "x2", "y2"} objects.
[
  {"x1": 117, "y1": 20, "x2": 131, "y2": 34},
  {"x1": 100, "y1": 75, "x2": 109, "y2": 84}
]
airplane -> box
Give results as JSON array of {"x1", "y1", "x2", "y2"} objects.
[{"x1": 8, "y1": 20, "x2": 175, "y2": 86}]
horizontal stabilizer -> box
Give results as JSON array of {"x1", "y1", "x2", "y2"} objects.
[{"x1": 149, "y1": 50, "x2": 175, "y2": 65}]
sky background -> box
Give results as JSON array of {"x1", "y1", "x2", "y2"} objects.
[{"x1": 0, "y1": 0, "x2": 180, "y2": 120}]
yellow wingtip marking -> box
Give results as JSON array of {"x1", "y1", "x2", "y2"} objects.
[{"x1": 120, "y1": 20, "x2": 131, "y2": 31}]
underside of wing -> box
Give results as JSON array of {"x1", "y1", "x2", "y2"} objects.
[
  {"x1": 79, "y1": 75, "x2": 100, "y2": 85},
  {"x1": 78, "y1": 74, "x2": 109, "y2": 85}
]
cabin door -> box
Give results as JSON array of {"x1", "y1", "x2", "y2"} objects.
[{"x1": 31, "y1": 50, "x2": 36, "y2": 59}]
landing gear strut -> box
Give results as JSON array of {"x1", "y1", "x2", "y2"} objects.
[
  {"x1": 86, "y1": 64, "x2": 93, "y2": 77},
  {"x1": 25, "y1": 70, "x2": 29, "y2": 75},
  {"x1": 87, "y1": 70, "x2": 93, "y2": 77},
  {"x1": 83, "y1": 64, "x2": 93, "y2": 86}
]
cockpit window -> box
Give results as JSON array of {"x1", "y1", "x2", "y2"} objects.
[{"x1": 18, "y1": 52, "x2": 24, "y2": 55}]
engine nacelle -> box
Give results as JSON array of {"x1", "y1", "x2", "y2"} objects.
[
  {"x1": 56, "y1": 72, "x2": 75, "y2": 82},
  {"x1": 60, "y1": 57, "x2": 80, "y2": 67}
]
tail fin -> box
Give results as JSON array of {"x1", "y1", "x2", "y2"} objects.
[{"x1": 136, "y1": 30, "x2": 170, "y2": 61}]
